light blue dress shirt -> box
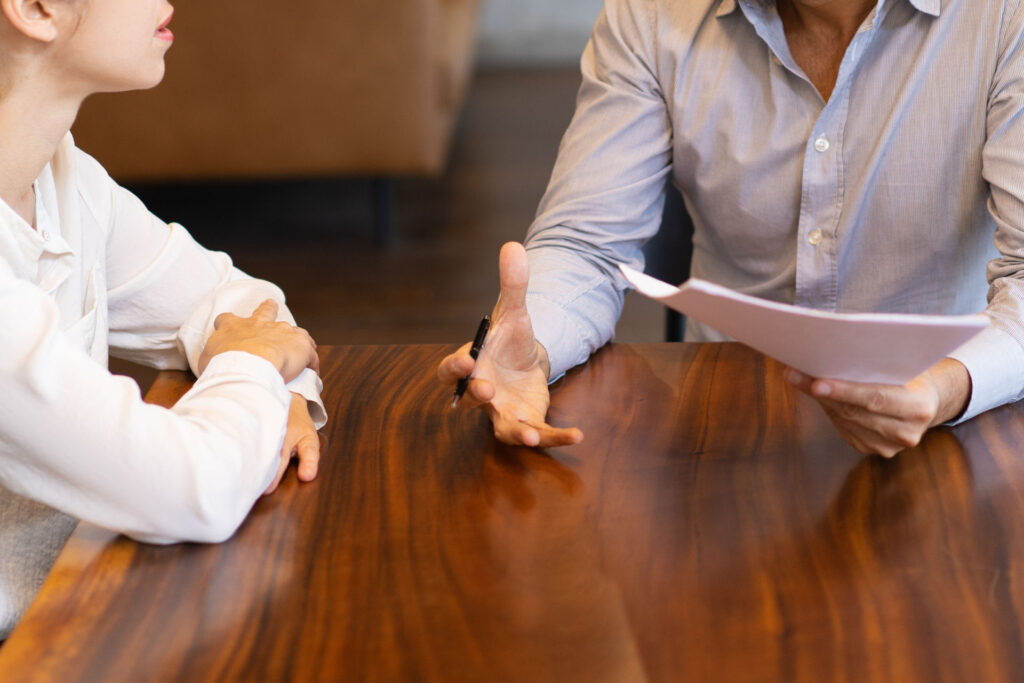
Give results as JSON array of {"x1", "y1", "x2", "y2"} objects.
[{"x1": 524, "y1": 0, "x2": 1024, "y2": 422}]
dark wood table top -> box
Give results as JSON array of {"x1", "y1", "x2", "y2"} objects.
[{"x1": 3, "y1": 343, "x2": 1024, "y2": 682}]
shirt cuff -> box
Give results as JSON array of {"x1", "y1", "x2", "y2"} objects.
[
  {"x1": 946, "y1": 325, "x2": 1024, "y2": 424},
  {"x1": 286, "y1": 368, "x2": 327, "y2": 428},
  {"x1": 191, "y1": 350, "x2": 292, "y2": 410},
  {"x1": 526, "y1": 292, "x2": 588, "y2": 380}
]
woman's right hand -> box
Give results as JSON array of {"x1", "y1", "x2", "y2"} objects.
[{"x1": 198, "y1": 299, "x2": 319, "y2": 382}]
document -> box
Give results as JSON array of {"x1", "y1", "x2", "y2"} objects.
[{"x1": 620, "y1": 265, "x2": 988, "y2": 385}]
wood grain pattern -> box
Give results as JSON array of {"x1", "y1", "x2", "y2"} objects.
[{"x1": 3, "y1": 343, "x2": 1024, "y2": 681}]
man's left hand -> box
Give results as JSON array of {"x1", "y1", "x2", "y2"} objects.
[
  {"x1": 265, "y1": 392, "x2": 321, "y2": 494},
  {"x1": 785, "y1": 358, "x2": 971, "y2": 458}
]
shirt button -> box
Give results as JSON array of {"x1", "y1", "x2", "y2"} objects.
[
  {"x1": 41, "y1": 230, "x2": 50, "y2": 241},
  {"x1": 814, "y1": 135, "x2": 830, "y2": 153},
  {"x1": 808, "y1": 229, "x2": 824, "y2": 246},
  {"x1": 772, "y1": 54, "x2": 782, "y2": 66}
]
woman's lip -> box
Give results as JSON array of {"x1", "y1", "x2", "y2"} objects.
[
  {"x1": 155, "y1": 27, "x2": 174, "y2": 42},
  {"x1": 157, "y1": 8, "x2": 174, "y2": 31}
]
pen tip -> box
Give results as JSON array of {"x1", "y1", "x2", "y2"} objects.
[{"x1": 450, "y1": 396, "x2": 459, "y2": 409}]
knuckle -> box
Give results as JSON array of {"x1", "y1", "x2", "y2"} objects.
[
  {"x1": 895, "y1": 429, "x2": 922, "y2": 449},
  {"x1": 907, "y1": 404, "x2": 934, "y2": 424},
  {"x1": 835, "y1": 403, "x2": 859, "y2": 421},
  {"x1": 876, "y1": 423, "x2": 920, "y2": 451},
  {"x1": 866, "y1": 389, "x2": 888, "y2": 412},
  {"x1": 853, "y1": 443, "x2": 873, "y2": 456}
]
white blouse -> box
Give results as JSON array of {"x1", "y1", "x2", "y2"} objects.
[{"x1": 0, "y1": 135, "x2": 326, "y2": 635}]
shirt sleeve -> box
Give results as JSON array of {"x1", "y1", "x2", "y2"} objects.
[
  {"x1": 524, "y1": 0, "x2": 673, "y2": 378},
  {"x1": 947, "y1": 0, "x2": 1024, "y2": 422},
  {"x1": 83, "y1": 149, "x2": 326, "y2": 427},
  {"x1": 0, "y1": 268, "x2": 292, "y2": 544}
]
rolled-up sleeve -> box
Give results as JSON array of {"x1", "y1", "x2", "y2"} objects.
[
  {"x1": 524, "y1": 0, "x2": 673, "y2": 378},
  {"x1": 0, "y1": 270, "x2": 292, "y2": 544},
  {"x1": 89, "y1": 149, "x2": 325, "y2": 426},
  {"x1": 949, "y1": 0, "x2": 1024, "y2": 421}
]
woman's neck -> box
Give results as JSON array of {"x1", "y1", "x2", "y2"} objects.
[{"x1": 0, "y1": 76, "x2": 81, "y2": 226}]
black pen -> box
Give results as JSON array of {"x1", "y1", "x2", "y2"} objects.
[{"x1": 451, "y1": 315, "x2": 491, "y2": 408}]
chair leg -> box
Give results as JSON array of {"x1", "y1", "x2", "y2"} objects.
[
  {"x1": 666, "y1": 310, "x2": 685, "y2": 343},
  {"x1": 372, "y1": 178, "x2": 395, "y2": 248}
]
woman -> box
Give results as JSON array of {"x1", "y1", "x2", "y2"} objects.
[{"x1": 0, "y1": 0, "x2": 325, "y2": 638}]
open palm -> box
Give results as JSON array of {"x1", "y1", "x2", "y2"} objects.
[{"x1": 438, "y1": 242, "x2": 583, "y2": 448}]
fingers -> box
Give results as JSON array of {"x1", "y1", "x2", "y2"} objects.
[
  {"x1": 295, "y1": 434, "x2": 320, "y2": 482},
  {"x1": 785, "y1": 368, "x2": 933, "y2": 422},
  {"x1": 485, "y1": 405, "x2": 584, "y2": 448},
  {"x1": 533, "y1": 425, "x2": 585, "y2": 448},
  {"x1": 437, "y1": 344, "x2": 474, "y2": 385},
  {"x1": 264, "y1": 453, "x2": 290, "y2": 495},
  {"x1": 785, "y1": 367, "x2": 929, "y2": 457},
  {"x1": 213, "y1": 311, "x2": 238, "y2": 330},
  {"x1": 265, "y1": 436, "x2": 319, "y2": 494},
  {"x1": 304, "y1": 334, "x2": 321, "y2": 373},
  {"x1": 251, "y1": 299, "x2": 280, "y2": 321},
  {"x1": 496, "y1": 242, "x2": 530, "y2": 314}
]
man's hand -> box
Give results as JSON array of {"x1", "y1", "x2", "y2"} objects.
[
  {"x1": 438, "y1": 242, "x2": 584, "y2": 448},
  {"x1": 265, "y1": 392, "x2": 321, "y2": 494},
  {"x1": 785, "y1": 358, "x2": 972, "y2": 458},
  {"x1": 198, "y1": 299, "x2": 319, "y2": 382}
]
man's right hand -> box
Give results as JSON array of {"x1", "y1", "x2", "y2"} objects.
[
  {"x1": 198, "y1": 299, "x2": 319, "y2": 383},
  {"x1": 438, "y1": 242, "x2": 584, "y2": 448}
]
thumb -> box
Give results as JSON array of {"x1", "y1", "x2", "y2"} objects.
[
  {"x1": 251, "y1": 299, "x2": 280, "y2": 321},
  {"x1": 496, "y1": 242, "x2": 529, "y2": 313}
]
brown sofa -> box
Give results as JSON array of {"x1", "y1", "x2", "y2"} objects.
[{"x1": 71, "y1": 0, "x2": 480, "y2": 181}]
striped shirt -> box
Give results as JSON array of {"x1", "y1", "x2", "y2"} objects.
[{"x1": 525, "y1": 0, "x2": 1024, "y2": 421}]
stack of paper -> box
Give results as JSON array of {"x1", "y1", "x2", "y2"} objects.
[{"x1": 619, "y1": 265, "x2": 988, "y2": 385}]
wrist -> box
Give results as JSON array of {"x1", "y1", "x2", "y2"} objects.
[
  {"x1": 929, "y1": 358, "x2": 972, "y2": 427},
  {"x1": 535, "y1": 341, "x2": 551, "y2": 379}
]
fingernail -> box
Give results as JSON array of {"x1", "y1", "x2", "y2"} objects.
[
  {"x1": 784, "y1": 368, "x2": 802, "y2": 384},
  {"x1": 812, "y1": 382, "x2": 831, "y2": 397}
]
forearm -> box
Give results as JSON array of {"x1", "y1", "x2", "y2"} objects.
[
  {"x1": 524, "y1": 243, "x2": 628, "y2": 378},
  {"x1": 1, "y1": 341, "x2": 290, "y2": 544}
]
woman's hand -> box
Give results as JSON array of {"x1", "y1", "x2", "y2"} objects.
[
  {"x1": 265, "y1": 392, "x2": 321, "y2": 494},
  {"x1": 198, "y1": 299, "x2": 319, "y2": 382}
]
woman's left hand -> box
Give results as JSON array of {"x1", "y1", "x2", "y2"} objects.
[{"x1": 265, "y1": 392, "x2": 321, "y2": 494}]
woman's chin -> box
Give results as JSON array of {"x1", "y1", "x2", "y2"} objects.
[{"x1": 99, "y1": 66, "x2": 167, "y2": 94}]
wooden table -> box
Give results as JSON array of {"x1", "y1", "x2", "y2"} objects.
[{"x1": 3, "y1": 343, "x2": 1024, "y2": 682}]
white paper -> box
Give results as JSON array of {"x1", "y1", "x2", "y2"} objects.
[{"x1": 620, "y1": 265, "x2": 988, "y2": 385}]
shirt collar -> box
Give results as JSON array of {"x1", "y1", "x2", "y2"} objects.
[
  {"x1": 716, "y1": 0, "x2": 739, "y2": 18},
  {"x1": 716, "y1": 0, "x2": 940, "y2": 19},
  {"x1": 907, "y1": 0, "x2": 940, "y2": 16}
]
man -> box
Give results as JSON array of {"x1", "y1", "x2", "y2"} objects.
[{"x1": 438, "y1": 0, "x2": 1024, "y2": 457}]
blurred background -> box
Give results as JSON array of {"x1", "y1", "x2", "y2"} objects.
[{"x1": 82, "y1": 0, "x2": 664, "y2": 389}]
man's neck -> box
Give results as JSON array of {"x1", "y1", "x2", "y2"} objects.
[
  {"x1": 777, "y1": 0, "x2": 879, "y2": 100},
  {"x1": 780, "y1": 0, "x2": 879, "y2": 38}
]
